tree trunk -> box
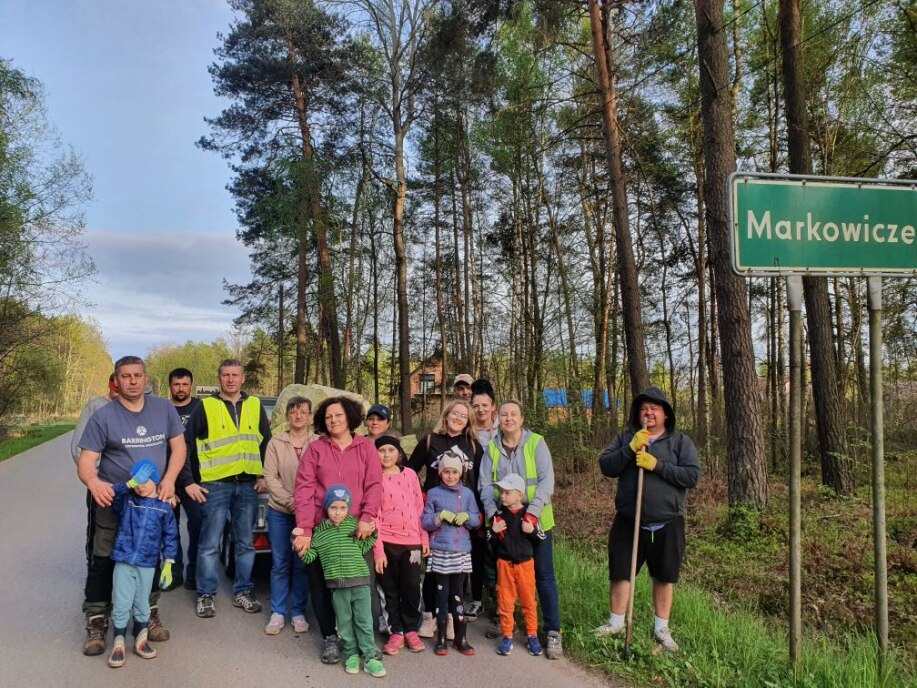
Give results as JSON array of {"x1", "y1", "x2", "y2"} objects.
[
  {"x1": 779, "y1": 0, "x2": 853, "y2": 494},
  {"x1": 694, "y1": 0, "x2": 768, "y2": 508},
  {"x1": 588, "y1": 0, "x2": 649, "y2": 398},
  {"x1": 393, "y1": 124, "x2": 412, "y2": 433},
  {"x1": 433, "y1": 99, "x2": 449, "y2": 410}
]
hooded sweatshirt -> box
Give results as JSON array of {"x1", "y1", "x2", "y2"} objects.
[
  {"x1": 263, "y1": 430, "x2": 314, "y2": 514},
  {"x1": 598, "y1": 386, "x2": 700, "y2": 524},
  {"x1": 293, "y1": 434, "x2": 383, "y2": 536}
]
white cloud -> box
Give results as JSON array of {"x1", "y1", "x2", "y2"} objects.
[{"x1": 82, "y1": 229, "x2": 252, "y2": 358}]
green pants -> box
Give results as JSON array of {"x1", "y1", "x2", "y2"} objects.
[{"x1": 331, "y1": 585, "x2": 377, "y2": 660}]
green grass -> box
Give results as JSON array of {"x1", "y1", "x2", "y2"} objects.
[
  {"x1": 0, "y1": 422, "x2": 75, "y2": 462},
  {"x1": 555, "y1": 539, "x2": 915, "y2": 688}
]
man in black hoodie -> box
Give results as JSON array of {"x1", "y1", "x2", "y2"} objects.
[{"x1": 596, "y1": 387, "x2": 700, "y2": 652}]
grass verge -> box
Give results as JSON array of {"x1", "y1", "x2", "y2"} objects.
[
  {"x1": 556, "y1": 538, "x2": 914, "y2": 688},
  {"x1": 0, "y1": 422, "x2": 75, "y2": 462}
]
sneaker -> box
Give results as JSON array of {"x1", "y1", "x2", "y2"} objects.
[
  {"x1": 196, "y1": 594, "x2": 215, "y2": 618},
  {"x1": 418, "y1": 612, "x2": 435, "y2": 638},
  {"x1": 292, "y1": 615, "x2": 309, "y2": 633},
  {"x1": 321, "y1": 634, "x2": 341, "y2": 664},
  {"x1": 383, "y1": 632, "x2": 404, "y2": 655},
  {"x1": 594, "y1": 619, "x2": 626, "y2": 637},
  {"x1": 133, "y1": 628, "x2": 157, "y2": 659},
  {"x1": 485, "y1": 621, "x2": 501, "y2": 640},
  {"x1": 264, "y1": 613, "x2": 285, "y2": 635},
  {"x1": 364, "y1": 657, "x2": 386, "y2": 678},
  {"x1": 232, "y1": 591, "x2": 262, "y2": 613},
  {"x1": 654, "y1": 626, "x2": 680, "y2": 653},
  {"x1": 344, "y1": 655, "x2": 360, "y2": 674},
  {"x1": 545, "y1": 630, "x2": 563, "y2": 660},
  {"x1": 83, "y1": 614, "x2": 108, "y2": 656},
  {"x1": 147, "y1": 606, "x2": 169, "y2": 641},
  {"x1": 526, "y1": 635, "x2": 543, "y2": 656},
  {"x1": 465, "y1": 600, "x2": 483, "y2": 621},
  {"x1": 404, "y1": 631, "x2": 425, "y2": 652},
  {"x1": 107, "y1": 635, "x2": 126, "y2": 668},
  {"x1": 497, "y1": 637, "x2": 513, "y2": 656}
]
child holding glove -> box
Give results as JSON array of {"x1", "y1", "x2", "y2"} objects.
[
  {"x1": 421, "y1": 451, "x2": 481, "y2": 656},
  {"x1": 107, "y1": 460, "x2": 179, "y2": 668}
]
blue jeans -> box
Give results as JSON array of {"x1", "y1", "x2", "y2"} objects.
[
  {"x1": 266, "y1": 506, "x2": 309, "y2": 616},
  {"x1": 532, "y1": 530, "x2": 561, "y2": 633},
  {"x1": 197, "y1": 480, "x2": 258, "y2": 596}
]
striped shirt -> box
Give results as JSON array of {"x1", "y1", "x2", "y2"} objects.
[{"x1": 302, "y1": 515, "x2": 377, "y2": 588}]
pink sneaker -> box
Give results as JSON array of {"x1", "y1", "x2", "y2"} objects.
[
  {"x1": 404, "y1": 631, "x2": 425, "y2": 653},
  {"x1": 383, "y1": 632, "x2": 405, "y2": 655}
]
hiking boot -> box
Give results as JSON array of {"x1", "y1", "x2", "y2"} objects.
[
  {"x1": 147, "y1": 606, "x2": 169, "y2": 641},
  {"x1": 83, "y1": 614, "x2": 108, "y2": 656},
  {"x1": 594, "y1": 618, "x2": 626, "y2": 637},
  {"x1": 321, "y1": 634, "x2": 341, "y2": 664},
  {"x1": 465, "y1": 599, "x2": 482, "y2": 621},
  {"x1": 452, "y1": 619, "x2": 475, "y2": 656},
  {"x1": 344, "y1": 655, "x2": 360, "y2": 674},
  {"x1": 196, "y1": 594, "x2": 215, "y2": 618},
  {"x1": 526, "y1": 635, "x2": 543, "y2": 656},
  {"x1": 364, "y1": 657, "x2": 386, "y2": 678},
  {"x1": 232, "y1": 590, "x2": 262, "y2": 613},
  {"x1": 264, "y1": 613, "x2": 285, "y2": 635},
  {"x1": 497, "y1": 637, "x2": 513, "y2": 656},
  {"x1": 654, "y1": 626, "x2": 680, "y2": 653},
  {"x1": 291, "y1": 615, "x2": 309, "y2": 633},
  {"x1": 418, "y1": 612, "x2": 435, "y2": 638},
  {"x1": 404, "y1": 631, "x2": 425, "y2": 652},
  {"x1": 434, "y1": 621, "x2": 449, "y2": 656},
  {"x1": 133, "y1": 628, "x2": 157, "y2": 659},
  {"x1": 383, "y1": 632, "x2": 404, "y2": 655},
  {"x1": 107, "y1": 635, "x2": 126, "y2": 668},
  {"x1": 545, "y1": 630, "x2": 563, "y2": 659}
]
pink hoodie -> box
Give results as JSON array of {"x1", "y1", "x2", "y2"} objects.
[
  {"x1": 372, "y1": 467, "x2": 429, "y2": 559},
  {"x1": 294, "y1": 434, "x2": 383, "y2": 536}
]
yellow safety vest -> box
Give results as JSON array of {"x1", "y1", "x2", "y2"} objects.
[
  {"x1": 488, "y1": 432, "x2": 555, "y2": 531},
  {"x1": 197, "y1": 396, "x2": 264, "y2": 482}
]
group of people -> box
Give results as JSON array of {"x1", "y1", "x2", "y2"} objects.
[{"x1": 72, "y1": 355, "x2": 700, "y2": 677}]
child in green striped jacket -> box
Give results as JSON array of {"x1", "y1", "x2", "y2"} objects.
[{"x1": 302, "y1": 484, "x2": 384, "y2": 678}]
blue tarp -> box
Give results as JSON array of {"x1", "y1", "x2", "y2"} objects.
[{"x1": 542, "y1": 388, "x2": 613, "y2": 409}]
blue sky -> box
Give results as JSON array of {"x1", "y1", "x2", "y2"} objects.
[{"x1": 1, "y1": 0, "x2": 252, "y2": 358}]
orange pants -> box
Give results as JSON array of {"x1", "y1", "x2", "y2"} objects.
[{"x1": 496, "y1": 558, "x2": 538, "y2": 637}]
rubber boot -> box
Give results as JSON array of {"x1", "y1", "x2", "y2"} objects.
[
  {"x1": 433, "y1": 620, "x2": 449, "y2": 656},
  {"x1": 452, "y1": 616, "x2": 475, "y2": 656}
]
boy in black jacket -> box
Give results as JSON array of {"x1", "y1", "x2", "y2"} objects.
[
  {"x1": 490, "y1": 473, "x2": 542, "y2": 657},
  {"x1": 596, "y1": 386, "x2": 700, "y2": 652}
]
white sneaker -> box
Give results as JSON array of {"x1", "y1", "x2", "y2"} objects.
[
  {"x1": 418, "y1": 612, "x2": 435, "y2": 638},
  {"x1": 654, "y1": 626, "x2": 679, "y2": 652},
  {"x1": 594, "y1": 620, "x2": 626, "y2": 637},
  {"x1": 264, "y1": 613, "x2": 285, "y2": 635},
  {"x1": 292, "y1": 615, "x2": 309, "y2": 633}
]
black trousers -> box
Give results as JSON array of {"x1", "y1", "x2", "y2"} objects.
[
  {"x1": 307, "y1": 558, "x2": 337, "y2": 637},
  {"x1": 434, "y1": 572, "x2": 467, "y2": 624},
  {"x1": 379, "y1": 543, "x2": 422, "y2": 633}
]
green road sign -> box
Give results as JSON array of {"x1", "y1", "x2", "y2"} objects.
[{"x1": 730, "y1": 173, "x2": 917, "y2": 276}]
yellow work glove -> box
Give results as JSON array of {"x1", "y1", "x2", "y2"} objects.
[
  {"x1": 629, "y1": 429, "x2": 650, "y2": 454},
  {"x1": 437, "y1": 510, "x2": 456, "y2": 524},
  {"x1": 636, "y1": 449, "x2": 658, "y2": 472},
  {"x1": 453, "y1": 512, "x2": 470, "y2": 526},
  {"x1": 159, "y1": 560, "x2": 174, "y2": 589}
]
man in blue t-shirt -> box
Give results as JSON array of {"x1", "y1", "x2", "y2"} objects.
[{"x1": 76, "y1": 355, "x2": 186, "y2": 657}]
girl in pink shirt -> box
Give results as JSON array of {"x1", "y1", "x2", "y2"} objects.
[{"x1": 373, "y1": 435, "x2": 429, "y2": 655}]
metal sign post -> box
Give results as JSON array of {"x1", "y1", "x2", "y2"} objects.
[
  {"x1": 728, "y1": 172, "x2": 914, "y2": 672},
  {"x1": 867, "y1": 276, "x2": 889, "y2": 671},
  {"x1": 786, "y1": 275, "x2": 803, "y2": 667}
]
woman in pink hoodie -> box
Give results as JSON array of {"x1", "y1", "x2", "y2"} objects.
[
  {"x1": 372, "y1": 435, "x2": 429, "y2": 655},
  {"x1": 292, "y1": 396, "x2": 383, "y2": 666}
]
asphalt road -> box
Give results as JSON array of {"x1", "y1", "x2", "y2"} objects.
[{"x1": 0, "y1": 433, "x2": 613, "y2": 688}]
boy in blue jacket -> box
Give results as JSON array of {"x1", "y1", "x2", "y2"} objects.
[
  {"x1": 421, "y1": 451, "x2": 481, "y2": 657},
  {"x1": 107, "y1": 460, "x2": 179, "y2": 668}
]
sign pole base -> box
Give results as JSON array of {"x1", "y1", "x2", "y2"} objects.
[{"x1": 786, "y1": 275, "x2": 803, "y2": 668}]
